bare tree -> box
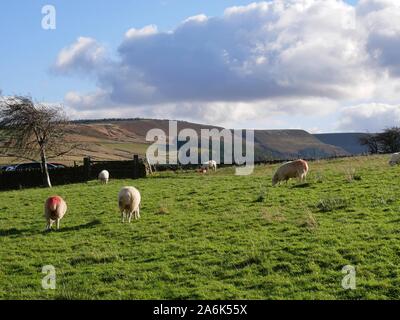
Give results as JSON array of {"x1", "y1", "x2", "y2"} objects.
[
  {"x1": 0, "y1": 96, "x2": 76, "y2": 187},
  {"x1": 378, "y1": 127, "x2": 400, "y2": 153},
  {"x1": 359, "y1": 133, "x2": 380, "y2": 154}
]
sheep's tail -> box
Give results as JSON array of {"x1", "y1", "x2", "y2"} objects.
[{"x1": 47, "y1": 196, "x2": 61, "y2": 212}]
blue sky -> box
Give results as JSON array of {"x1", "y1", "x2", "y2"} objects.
[
  {"x1": 2, "y1": 0, "x2": 400, "y2": 133},
  {"x1": 0, "y1": 0, "x2": 290, "y2": 100}
]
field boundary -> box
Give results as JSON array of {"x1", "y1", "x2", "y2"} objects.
[{"x1": 0, "y1": 155, "x2": 147, "y2": 191}]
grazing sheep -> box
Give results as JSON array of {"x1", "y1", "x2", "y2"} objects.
[
  {"x1": 44, "y1": 196, "x2": 67, "y2": 230},
  {"x1": 98, "y1": 170, "x2": 110, "y2": 184},
  {"x1": 118, "y1": 186, "x2": 141, "y2": 223},
  {"x1": 389, "y1": 153, "x2": 400, "y2": 166},
  {"x1": 272, "y1": 159, "x2": 309, "y2": 186},
  {"x1": 197, "y1": 168, "x2": 207, "y2": 174},
  {"x1": 201, "y1": 160, "x2": 217, "y2": 172}
]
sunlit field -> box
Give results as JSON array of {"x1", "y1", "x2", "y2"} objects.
[{"x1": 1, "y1": 155, "x2": 400, "y2": 299}]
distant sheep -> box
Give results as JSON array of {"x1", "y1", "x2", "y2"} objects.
[
  {"x1": 272, "y1": 159, "x2": 309, "y2": 186},
  {"x1": 98, "y1": 170, "x2": 110, "y2": 184},
  {"x1": 118, "y1": 186, "x2": 141, "y2": 223},
  {"x1": 44, "y1": 196, "x2": 67, "y2": 230},
  {"x1": 389, "y1": 153, "x2": 400, "y2": 166},
  {"x1": 201, "y1": 160, "x2": 217, "y2": 172}
]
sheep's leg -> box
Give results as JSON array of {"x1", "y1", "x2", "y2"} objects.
[
  {"x1": 56, "y1": 219, "x2": 60, "y2": 230},
  {"x1": 128, "y1": 212, "x2": 132, "y2": 223},
  {"x1": 137, "y1": 207, "x2": 140, "y2": 219},
  {"x1": 121, "y1": 211, "x2": 125, "y2": 223}
]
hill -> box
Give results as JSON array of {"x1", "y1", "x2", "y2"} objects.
[
  {"x1": 314, "y1": 133, "x2": 369, "y2": 155},
  {"x1": 67, "y1": 119, "x2": 348, "y2": 162},
  {"x1": 254, "y1": 129, "x2": 347, "y2": 160},
  {"x1": 1, "y1": 119, "x2": 349, "y2": 165}
]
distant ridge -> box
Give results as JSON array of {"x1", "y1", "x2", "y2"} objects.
[
  {"x1": 314, "y1": 133, "x2": 369, "y2": 155},
  {"x1": 67, "y1": 119, "x2": 349, "y2": 161},
  {"x1": 2, "y1": 118, "x2": 356, "y2": 164}
]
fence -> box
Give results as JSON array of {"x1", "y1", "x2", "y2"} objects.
[
  {"x1": 150, "y1": 154, "x2": 366, "y2": 172},
  {"x1": 0, "y1": 155, "x2": 147, "y2": 191}
]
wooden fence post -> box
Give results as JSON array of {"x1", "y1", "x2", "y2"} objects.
[{"x1": 84, "y1": 157, "x2": 91, "y2": 181}]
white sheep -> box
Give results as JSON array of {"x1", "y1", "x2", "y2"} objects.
[
  {"x1": 118, "y1": 186, "x2": 141, "y2": 223},
  {"x1": 272, "y1": 159, "x2": 309, "y2": 186},
  {"x1": 389, "y1": 153, "x2": 400, "y2": 166},
  {"x1": 44, "y1": 196, "x2": 67, "y2": 230},
  {"x1": 201, "y1": 160, "x2": 217, "y2": 172},
  {"x1": 98, "y1": 170, "x2": 110, "y2": 184}
]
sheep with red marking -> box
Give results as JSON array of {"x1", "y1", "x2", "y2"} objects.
[
  {"x1": 98, "y1": 170, "x2": 110, "y2": 184},
  {"x1": 44, "y1": 196, "x2": 67, "y2": 230},
  {"x1": 272, "y1": 159, "x2": 309, "y2": 186},
  {"x1": 118, "y1": 186, "x2": 141, "y2": 223}
]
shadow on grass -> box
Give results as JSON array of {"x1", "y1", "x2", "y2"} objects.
[
  {"x1": 0, "y1": 219, "x2": 102, "y2": 237},
  {"x1": 291, "y1": 183, "x2": 311, "y2": 189},
  {"x1": 0, "y1": 227, "x2": 26, "y2": 237},
  {"x1": 55, "y1": 219, "x2": 102, "y2": 233}
]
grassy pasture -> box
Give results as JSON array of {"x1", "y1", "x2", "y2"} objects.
[{"x1": 1, "y1": 155, "x2": 400, "y2": 299}]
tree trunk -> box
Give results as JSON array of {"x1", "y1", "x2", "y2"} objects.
[{"x1": 40, "y1": 148, "x2": 52, "y2": 188}]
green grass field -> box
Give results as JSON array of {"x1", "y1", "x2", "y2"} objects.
[{"x1": 1, "y1": 155, "x2": 400, "y2": 299}]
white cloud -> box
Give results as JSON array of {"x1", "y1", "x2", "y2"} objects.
[
  {"x1": 53, "y1": 37, "x2": 107, "y2": 74},
  {"x1": 53, "y1": 0, "x2": 400, "y2": 131},
  {"x1": 182, "y1": 14, "x2": 208, "y2": 24},
  {"x1": 337, "y1": 103, "x2": 400, "y2": 132},
  {"x1": 125, "y1": 25, "x2": 158, "y2": 39}
]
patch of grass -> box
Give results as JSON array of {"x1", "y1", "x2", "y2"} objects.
[
  {"x1": 0, "y1": 155, "x2": 399, "y2": 299},
  {"x1": 316, "y1": 197, "x2": 349, "y2": 212},
  {"x1": 344, "y1": 167, "x2": 362, "y2": 183},
  {"x1": 261, "y1": 208, "x2": 286, "y2": 224},
  {"x1": 156, "y1": 204, "x2": 170, "y2": 215},
  {"x1": 254, "y1": 184, "x2": 269, "y2": 203},
  {"x1": 298, "y1": 212, "x2": 318, "y2": 231}
]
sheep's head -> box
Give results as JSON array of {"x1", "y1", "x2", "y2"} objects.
[{"x1": 272, "y1": 174, "x2": 278, "y2": 186}]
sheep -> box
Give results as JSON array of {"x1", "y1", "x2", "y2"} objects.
[
  {"x1": 272, "y1": 159, "x2": 309, "y2": 186},
  {"x1": 98, "y1": 170, "x2": 110, "y2": 184},
  {"x1": 389, "y1": 153, "x2": 400, "y2": 166},
  {"x1": 44, "y1": 196, "x2": 67, "y2": 230},
  {"x1": 118, "y1": 186, "x2": 141, "y2": 223},
  {"x1": 201, "y1": 160, "x2": 217, "y2": 172}
]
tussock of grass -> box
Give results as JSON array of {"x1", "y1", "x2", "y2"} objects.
[
  {"x1": 254, "y1": 184, "x2": 268, "y2": 203},
  {"x1": 156, "y1": 205, "x2": 170, "y2": 215},
  {"x1": 344, "y1": 167, "x2": 362, "y2": 183},
  {"x1": 316, "y1": 197, "x2": 349, "y2": 212},
  {"x1": 298, "y1": 212, "x2": 318, "y2": 231},
  {"x1": 261, "y1": 208, "x2": 286, "y2": 223}
]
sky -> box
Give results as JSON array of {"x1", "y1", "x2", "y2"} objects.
[{"x1": 1, "y1": 0, "x2": 400, "y2": 133}]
